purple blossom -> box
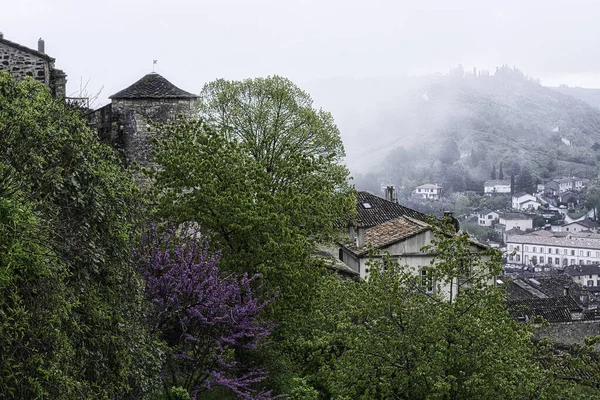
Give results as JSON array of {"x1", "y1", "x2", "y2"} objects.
[{"x1": 136, "y1": 222, "x2": 278, "y2": 399}]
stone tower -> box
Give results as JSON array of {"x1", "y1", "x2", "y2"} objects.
[{"x1": 91, "y1": 72, "x2": 198, "y2": 166}]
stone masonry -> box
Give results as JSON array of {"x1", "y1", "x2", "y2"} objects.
[{"x1": 0, "y1": 34, "x2": 66, "y2": 98}]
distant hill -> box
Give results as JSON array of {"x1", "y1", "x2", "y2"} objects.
[
  {"x1": 550, "y1": 86, "x2": 600, "y2": 109},
  {"x1": 305, "y1": 67, "x2": 600, "y2": 193}
]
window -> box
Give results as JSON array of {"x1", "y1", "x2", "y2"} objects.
[
  {"x1": 596, "y1": 252, "x2": 599, "y2": 258},
  {"x1": 516, "y1": 255, "x2": 521, "y2": 262},
  {"x1": 556, "y1": 248, "x2": 560, "y2": 254},
  {"x1": 488, "y1": 215, "x2": 493, "y2": 219},
  {"x1": 525, "y1": 246, "x2": 529, "y2": 252},
  {"x1": 590, "y1": 274, "x2": 593, "y2": 279},
  {"x1": 588, "y1": 260, "x2": 592, "y2": 264},
  {"x1": 516, "y1": 246, "x2": 520, "y2": 251},
  {"x1": 588, "y1": 280, "x2": 594, "y2": 287},
  {"x1": 572, "y1": 259, "x2": 576, "y2": 265},
  {"x1": 361, "y1": 202, "x2": 372, "y2": 209},
  {"x1": 564, "y1": 249, "x2": 568, "y2": 255},
  {"x1": 509, "y1": 245, "x2": 513, "y2": 251},
  {"x1": 509, "y1": 255, "x2": 513, "y2": 261},
  {"x1": 541, "y1": 247, "x2": 545, "y2": 253},
  {"x1": 421, "y1": 269, "x2": 433, "y2": 293},
  {"x1": 580, "y1": 250, "x2": 584, "y2": 257},
  {"x1": 533, "y1": 247, "x2": 536, "y2": 253},
  {"x1": 555, "y1": 257, "x2": 560, "y2": 265},
  {"x1": 571, "y1": 250, "x2": 575, "y2": 256},
  {"x1": 588, "y1": 251, "x2": 591, "y2": 257},
  {"x1": 540, "y1": 257, "x2": 544, "y2": 264},
  {"x1": 338, "y1": 249, "x2": 344, "y2": 262}
]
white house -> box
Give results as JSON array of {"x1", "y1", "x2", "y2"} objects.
[
  {"x1": 506, "y1": 233, "x2": 600, "y2": 267},
  {"x1": 498, "y1": 213, "x2": 533, "y2": 231},
  {"x1": 484, "y1": 180, "x2": 511, "y2": 195},
  {"x1": 512, "y1": 193, "x2": 541, "y2": 211},
  {"x1": 564, "y1": 264, "x2": 600, "y2": 289},
  {"x1": 478, "y1": 209, "x2": 499, "y2": 227},
  {"x1": 339, "y1": 192, "x2": 488, "y2": 299},
  {"x1": 413, "y1": 184, "x2": 442, "y2": 200},
  {"x1": 552, "y1": 220, "x2": 600, "y2": 234}
]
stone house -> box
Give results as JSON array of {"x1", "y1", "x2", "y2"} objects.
[
  {"x1": 338, "y1": 192, "x2": 488, "y2": 299},
  {"x1": 88, "y1": 72, "x2": 198, "y2": 166},
  {"x1": 484, "y1": 180, "x2": 511, "y2": 195},
  {"x1": 0, "y1": 33, "x2": 66, "y2": 98}
]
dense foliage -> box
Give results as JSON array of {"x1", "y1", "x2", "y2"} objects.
[{"x1": 0, "y1": 72, "x2": 160, "y2": 398}]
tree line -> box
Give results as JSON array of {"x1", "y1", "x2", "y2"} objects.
[{"x1": 0, "y1": 72, "x2": 598, "y2": 399}]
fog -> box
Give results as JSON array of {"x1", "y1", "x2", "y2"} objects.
[{"x1": 3, "y1": 0, "x2": 600, "y2": 172}]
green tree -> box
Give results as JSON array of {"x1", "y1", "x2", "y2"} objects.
[
  {"x1": 583, "y1": 179, "x2": 600, "y2": 221},
  {"x1": 491, "y1": 164, "x2": 497, "y2": 180},
  {"x1": 516, "y1": 167, "x2": 534, "y2": 194},
  {"x1": 0, "y1": 72, "x2": 160, "y2": 398},
  {"x1": 297, "y1": 227, "x2": 590, "y2": 399},
  {"x1": 438, "y1": 138, "x2": 460, "y2": 165},
  {"x1": 149, "y1": 77, "x2": 355, "y2": 394},
  {"x1": 499, "y1": 162, "x2": 504, "y2": 179}
]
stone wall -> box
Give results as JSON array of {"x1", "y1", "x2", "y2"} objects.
[
  {"x1": 106, "y1": 98, "x2": 197, "y2": 166},
  {"x1": 535, "y1": 320, "x2": 600, "y2": 349},
  {"x1": 0, "y1": 40, "x2": 66, "y2": 98},
  {"x1": 0, "y1": 42, "x2": 51, "y2": 85}
]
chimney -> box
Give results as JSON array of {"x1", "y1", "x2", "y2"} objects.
[
  {"x1": 38, "y1": 38, "x2": 45, "y2": 53},
  {"x1": 563, "y1": 286, "x2": 569, "y2": 297},
  {"x1": 385, "y1": 186, "x2": 396, "y2": 203},
  {"x1": 0, "y1": 32, "x2": 3, "y2": 39},
  {"x1": 356, "y1": 227, "x2": 366, "y2": 248}
]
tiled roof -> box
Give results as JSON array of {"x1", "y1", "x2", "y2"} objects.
[
  {"x1": 506, "y1": 296, "x2": 582, "y2": 323},
  {"x1": 505, "y1": 275, "x2": 595, "y2": 305},
  {"x1": 110, "y1": 73, "x2": 199, "y2": 100},
  {"x1": 484, "y1": 180, "x2": 510, "y2": 186},
  {"x1": 0, "y1": 37, "x2": 54, "y2": 62},
  {"x1": 506, "y1": 234, "x2": 600, "y2": 250},
  {"x1": 564, "y1": 264, "x2": 600, "y2": 277},
  {"x1": 565, "y1": 220, "x2": 599, "y2": 229},
  {"x1": 342, "y1": 216, "x2": 431, "y2": 256},
  {"x1": 498, "y1": 212, "x2": 531, "y2": 220},
  {"x1": 355, "y1": 191, "x2": 429, "y2": 228}
]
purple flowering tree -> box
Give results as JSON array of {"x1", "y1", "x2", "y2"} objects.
[{"x1": 136, "y1": 222, "x2": 277, "y2": 400}]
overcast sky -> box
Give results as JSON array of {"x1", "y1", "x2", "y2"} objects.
[{"x1": 2, "y1": 0, "x2": 600, "y2": 106}]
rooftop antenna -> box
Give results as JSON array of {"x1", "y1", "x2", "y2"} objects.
[{"x1": 152, "y1": 59, "x2": 157, "y2": 73}]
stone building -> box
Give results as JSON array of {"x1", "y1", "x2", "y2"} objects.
[
  {"x1": 88, "y1": 72, "x2": 198, "y2": 166},
  {"x1": 0, "y1": 33, "x2": 66, "y2": 98}
]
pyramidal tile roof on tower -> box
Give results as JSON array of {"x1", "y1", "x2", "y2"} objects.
[{"x1": 109, "y1": 73, "x2": 198, "y2": 100}]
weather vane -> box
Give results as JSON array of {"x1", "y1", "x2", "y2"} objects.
[{"x1": 153, "y1": 59, "x2": 157, "y2": 73}]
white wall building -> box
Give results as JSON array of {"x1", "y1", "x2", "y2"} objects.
[
  {"x1": 506, "y1": 234, "x2": 600, "y2": 267},
  {"x1": 564, "y1": 264, "x2": 600, "y2": 289},
  {"x1": 478, "y1": 210, "x2": 499, "y2": 227},
  {"x1": 484, "y1": 180, "x2": 511, "y2": 195},
  {"x1": 512, "y1": 193, "x2": 541, "y2": 210},
  {"x1": 413, "y1": 184, "x2": 442, "y2": 200}
]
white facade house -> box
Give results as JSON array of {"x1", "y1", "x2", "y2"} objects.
[
  {"x1": 552, "y1": 220, "x2": 600, "y2": 234},
  {"x1": 564, "y1": 264, "x2": 600, "y2": 289},
  {"x1": 413, "y1": 184, "x2": 442, "y2": 200},
  {"x1": 478, "y1": 210, "x2": 499, "y2": 227},
  {"x1": 484, "y1": 180, "x2": 511, "y2": 195},
  {"x1": 339, "y1": 192, "x2": 489, "y2": 299},
  {"x1": 498, "y1": 213, "x2": 533, "y2": 231},
  {"x1": 506, "y1": 233, "x2": 600, "y2": 267},
  {"x1": 512, "y1": 193, "x2": 541, "y2": 210}
]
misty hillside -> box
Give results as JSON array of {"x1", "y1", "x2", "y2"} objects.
[
  {"x1": 307, "y1": 67, "x2": 600, "y2": 193},
  {"x1": 551, "y1": 86, "x2": 600, "y2": 109}
]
